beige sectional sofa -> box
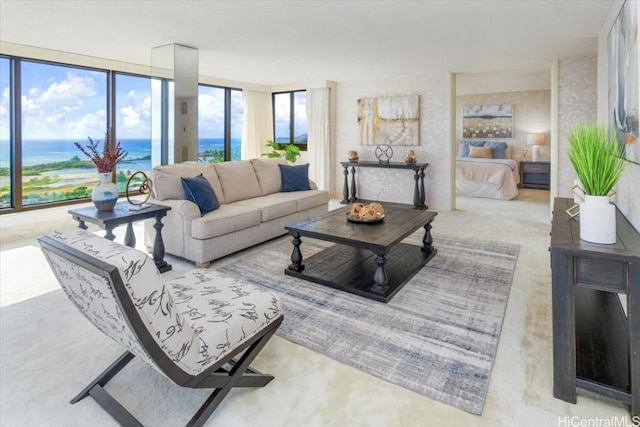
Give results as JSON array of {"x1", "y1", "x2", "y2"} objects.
[{"x1": 144, "y1": 158, "x2": 329, "y2": 267}]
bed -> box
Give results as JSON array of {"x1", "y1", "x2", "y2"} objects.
[{"x1": 456, "y1": 140, "x2": 520, "y2": 200}]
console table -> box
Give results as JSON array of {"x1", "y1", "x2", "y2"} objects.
[
  {"x1": 550, "y1": 197, "x2": 639, "y2": 417},
  {"x1": 68, "y1": 202, "x2": 172, "y2": 273},
  {"x1": 340, "y1": 161, "x2": 429, "y2": 209}
]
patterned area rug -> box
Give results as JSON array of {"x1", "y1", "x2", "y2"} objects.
[{"x1": 218, "y1": 234, "x2": 519, "y2": 415}]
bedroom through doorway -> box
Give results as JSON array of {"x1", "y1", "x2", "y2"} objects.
[{"x1": 453, "y1": 65, "x2": 555, "y2": 213}]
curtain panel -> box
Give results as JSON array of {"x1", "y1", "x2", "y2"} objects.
[
  {"x1": 242, "y1": 89, "x2": 274, "y2": 160},
  {"x1": 307, "y1": 87, "x2": 330, "y2": 190}
]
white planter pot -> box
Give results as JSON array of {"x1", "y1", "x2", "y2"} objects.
[{"x1": 580, "y1": 194, "x2": 616, "y2": 244}]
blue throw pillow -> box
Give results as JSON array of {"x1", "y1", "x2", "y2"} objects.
[
  {"x1": 181, "y1": 174, "x2": 220, "y2": 215},
  {"x1": 483, "y1": 141, "x2": 508, "y2": 159},
  {"x1": 279, "y1": 163, "x2": 311, "y2": 192},
  {"x1": 460, "y1": 140, "x2": 485, "y2": 157}
]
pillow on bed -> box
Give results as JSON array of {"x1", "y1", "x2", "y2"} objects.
[
  {"x1": 483, "y1": 141, "x2": 508, "y2": 159},
  {"x1": 460, "y1": 140, "x2": 486, "y2": 157},
  {"x1": 469, "y1": 146, "x2": 493, "y2": 158}
]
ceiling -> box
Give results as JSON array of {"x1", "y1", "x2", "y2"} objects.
[{"x1": 0, "y1": 0, "x2": 613, "y2": 87}]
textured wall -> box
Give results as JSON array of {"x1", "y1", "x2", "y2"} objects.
[
  {"x1": 456, "y1": 90, "x2": 551, "y2": 161},
  {"x1": 557, "y1": 56, "x2": 598, "y2": 198},
  {"x1": 334, "y1": 73, "x2": 452, "y2": 211}
]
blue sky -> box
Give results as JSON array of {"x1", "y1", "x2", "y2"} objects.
[{"x1": 0, "y1": 57, "x2": 306, "y2": 142}]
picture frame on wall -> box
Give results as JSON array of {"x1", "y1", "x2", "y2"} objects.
[
  {"x1": 462, "y1": 104, "x2": 513, "y2": 139},
  {"x1": 608, "y1": 0, "x2": 639, "y2": 165},
  {"x1": 358, "y1": 95, "x2": 420, "y2": 146}
]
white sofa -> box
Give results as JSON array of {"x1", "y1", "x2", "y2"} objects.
[{"x1": 144, "y1": 158, "x2": 329, "y2": 267}]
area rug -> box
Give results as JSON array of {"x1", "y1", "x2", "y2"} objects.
[{"x1": 218, "y1": 234, "x2": 519, "y2": 415}]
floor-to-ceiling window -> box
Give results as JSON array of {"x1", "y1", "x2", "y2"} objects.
[
  {"x1": 198, "y1": 85, "x2": 243, "y2": 162},
  {"x1": 115, "y1": 73, "x2": 152, "y2": 192},
  {"x1": 0, "y1": 54, "x2": 245, "y2": 213},
  {"x1": 0, "y1": 57, "x2": 11, "y2": 208},
  {"x1": 20, "y1": 60, "x2": 108, "y2": 207},
  {"x1": 273, "y1": 90, "x2": 307, "y2": 149}
]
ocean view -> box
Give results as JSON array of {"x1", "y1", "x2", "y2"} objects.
[
  {"x1": 0, "y1": 138, "x2": 242, "y2": 168},
  {"x1": 0, "y1": 138, "x2": 242, "y2": 207}
]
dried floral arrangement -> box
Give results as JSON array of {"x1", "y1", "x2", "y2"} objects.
[{"x1": 74, "y1": 129, "x2": 127, "y2": 173}]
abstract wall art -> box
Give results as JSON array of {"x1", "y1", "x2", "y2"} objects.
[
  {"x1": 608, "y1": 0, "x2": 639, "y2": 164},
  {"x1": 358, "y1": 95, "x2": 420, "y2": 146},
  {"x1": 462, "y1": 104, "x2": 513, "y2": 139}
]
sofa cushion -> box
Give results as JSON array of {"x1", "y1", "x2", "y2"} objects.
[
  {"x1": 152, "y1": 162, "x2": 225, "y2": 204},
  {"x1": 181, "y1": 174, "x2": 220, "y2": 215},
  {"x1": 214, "y1": 160, "x2": 262, "y2": 203},
  {"x1": 294, "y1": 189, "x2": 330, "y2": 212},
  {"x1": 251, "y1": 157, "x2": 287, "y2": 196},
  {"x1": 279, "y1": 163, "x2": 311, "y2": 192},
  {"x1": 233, "y1": 195, "x2": 297, "y2": 222},
  {"x1": 190, "y1": 204, "x2": 261, "y2": 240}
]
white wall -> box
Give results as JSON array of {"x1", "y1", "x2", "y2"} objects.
[
  {"x1": 456, "y1": 90, "x2": 551, "y2": 161},
  {"x1": 333, "y1": 73, "x2": 453, "y2": 211}
]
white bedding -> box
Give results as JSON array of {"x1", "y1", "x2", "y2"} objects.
[{"x1": 455, "y1": 156, "x2": 520, "y2": 200}]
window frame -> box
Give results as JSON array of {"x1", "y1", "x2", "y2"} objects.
[
  {"x1": 272, "y1": 90, "x2": 307, "y2": 151},
  {"x1": 0, "y1": 54, "x2": 244, "y2": 214}
]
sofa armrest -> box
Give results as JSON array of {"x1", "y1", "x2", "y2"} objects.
[{"x1": 150, "y1": 198, "x2": 200, "y2": 235}]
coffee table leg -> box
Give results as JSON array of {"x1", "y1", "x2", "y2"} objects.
[
  {"x1": 422, "y1": 221, "x2": 434, "y2": 253},
  {"x1": 372, "y1": 251, "x2": 389, "y2": 292},
  {"x1": 288, "y1": 234, "x2": 305, "y2": 272}
]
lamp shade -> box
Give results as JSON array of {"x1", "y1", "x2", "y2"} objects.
[
  {"x1": 527, "y1": 133, "x2": 545, "y2": 161},
  {"x1": 527, "y1": 133, "x2": 546, "y2": 146}
]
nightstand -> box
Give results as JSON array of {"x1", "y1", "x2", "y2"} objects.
[{"x1": 519, "y1": 161, "x2": 550, "y2": 190}]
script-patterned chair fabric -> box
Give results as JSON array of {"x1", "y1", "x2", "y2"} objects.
[{"x1": 39, "y1": 226, "x2": 284, "y2": 427}]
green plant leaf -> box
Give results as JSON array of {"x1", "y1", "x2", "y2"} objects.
[{"x1": 567, "y1": 123, "x2": 627, "y2": 196}]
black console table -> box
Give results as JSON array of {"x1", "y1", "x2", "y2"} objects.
[
  {"x1": 340, "y1": 161, "x2": 429, "y2": 209},
  {"x1": 550, "y1": 197, "x2": 639, "y2": 417}
]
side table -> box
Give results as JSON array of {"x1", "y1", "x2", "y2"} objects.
[
  {"x1": 68, "y1": 202, "x2": 172, "y2": 273},
  {"x1": 519, "y1": 161, "x2": 550, "y2": 190}
]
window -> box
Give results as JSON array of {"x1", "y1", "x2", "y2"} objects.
[
  {"x1": 0, "y1": 57, "x2": 10, "y2": 208},
  {"x1": 198, "y1": 85, "x2": 243, "y2": 162},
  {"x1": 273, "y1": 90, "x2": 307, "y2": 150},
  {"x1": 0, "y1": 54, "x2": 243, "y2": 214},
  {"x1": 20, "y1": 61, "x2": 108, "y2": 207},
  {"x1": 115, "y1": 73, "x2": 153, "y2": 192}
]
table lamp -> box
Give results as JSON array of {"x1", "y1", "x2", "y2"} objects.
[{"x1": 527, "y1": 133, "x2": 546, "y2": 161}]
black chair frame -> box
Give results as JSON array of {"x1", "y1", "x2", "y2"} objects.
[{"x1": 39, "y1": 235, "x2": 283, "y2": 427}]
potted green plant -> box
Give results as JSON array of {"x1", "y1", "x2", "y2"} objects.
[
  {"x1": 261, "y1": 140, "x2": 301, "y2": 163},
  {"x1": 568, "y1": 123, "x2": 627, "y2": 244}
]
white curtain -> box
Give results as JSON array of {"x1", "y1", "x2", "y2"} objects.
[
  {"x1": 241, "y1": 89, "x2": 273, "y2": 160},
  {"x1": 306, "y1": 87, "x2": 330, "y2": 190}
]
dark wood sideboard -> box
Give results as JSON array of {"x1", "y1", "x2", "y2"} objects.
[{"x1": 550, "y1": 197, "x2": 639, "y2": 417}]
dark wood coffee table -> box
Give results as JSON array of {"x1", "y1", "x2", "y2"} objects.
[{"x1": 284, "y1": 201, "x2": 437, "y2": 302}]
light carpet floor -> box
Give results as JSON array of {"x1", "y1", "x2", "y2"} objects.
[
  {"x1": 218, "y1": 234, "x2": 519, "y2": 414},
  {"x1": 0, "y1": 191, "x2": 632, "y2": 426}
]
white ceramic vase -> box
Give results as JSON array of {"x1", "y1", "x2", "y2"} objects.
[
  {"x1": 580, "y1": 194, "x2": 616, "y2": 244},
  {"x1": 92, "y1": 172, "x2": 118, "y2": 211}
]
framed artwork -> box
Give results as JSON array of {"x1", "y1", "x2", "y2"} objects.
[
  {"x1": 462, "y1": 104, "x2": 513, "y2": 139},
  {"x1": 608, "y1": 0, "x2": 639, "y2": 164},
  {"x1": 358, "y1": 95, "x2": 420, "y2": 146}
]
